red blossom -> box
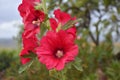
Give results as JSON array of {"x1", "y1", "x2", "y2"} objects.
[
  {"x1": 18, "y1": 0, "x2": 40, "y2": 18},
  {"x1": 23, "y1": 10, "x2": 45, "y2": 37},
  {"x1": 20, "y1": 32, "x2": 39, "y2": 64},
  {"x1": 20, "y1": 49, "x2": 31, "y2": 64},
  {"x1": 36, "y1": 30, "x2": 78, "y2": 70},
  {"x1": 23, "y1": 9, "x2": 45, "y2": 25},
  {"x1": 54, "y1": 9, "x2": 76, "y2": 25},
  {"x1": 18, "y1": 0, "x2": 45, "y2": 37},
  {"x1": 49, "y1": 9, "x2": 77, "y2": 40},
  {"x1": 18, "y1": 0, "x2": 44, "y2": 23},
  {"x1": 66, "y1": 26, "x2": 77, "y2": 40}
]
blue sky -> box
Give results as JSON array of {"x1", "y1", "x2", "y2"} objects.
[{"x1": 0, "y1": 0, "x2": 22, "y2": 38}]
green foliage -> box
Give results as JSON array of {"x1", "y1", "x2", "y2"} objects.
[
  {"x1": 4, "y1": 56, "x2": 50, "y2": 80},
  {"x1": 106, "y1": 60, "x2": 120, "y2": 80},
  {"x1": 72, "y1": 57, "x2": 83, "y2": 72},
  {"x1": 0, "y1": 45, "x2": 119, "y2": 80},
  {"x1": 0, "y1": 50, "x2": 18, "y2": 71}
]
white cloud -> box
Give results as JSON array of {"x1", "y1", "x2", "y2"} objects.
[
  {"x1": 0, "y1": 0, "x2": 21, "y2": 23},
  {"x1": 0, "y1": 20, "x2": 22, "y2": 39}
]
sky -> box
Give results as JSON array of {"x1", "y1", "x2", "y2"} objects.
[{"x1": 0, "y1": 0, "x2": 22, "y2": 39}]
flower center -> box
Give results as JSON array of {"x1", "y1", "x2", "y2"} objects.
[
  {"x1": 32, "y1": 19, "x2": 40, "y2": 26},
  {"x1": 55, "y1": 50, "x2": 64, "y2": 58}
]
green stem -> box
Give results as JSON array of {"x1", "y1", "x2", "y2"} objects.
[
  {"x1": 42, "y1": 0, "x2": 47, "y2": 13},
  {"x1": 42, "y1": 0, "x2": 50, "y2": 30}
]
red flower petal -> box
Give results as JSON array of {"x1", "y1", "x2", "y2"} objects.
[
  {"x1": 20, "y1": 57, "x2": 31, "y2": 65},
  {"x1": 54, "y1": 9, "x2": 71, "y2": 25},
  {"x1": 36, "y1": 30, "x2": 78, "y2": 70},
  {"x1": 49, "y1": 18, "x2": 58, "y2": 31}
]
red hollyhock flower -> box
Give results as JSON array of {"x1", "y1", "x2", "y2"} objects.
[
  {"x1": 49, "y1": 9, "x2": 77, "y2": 40},
  {"x1": 24, "y1": 10, "x2": 45, "y2": 30},
  {"x1": 54, "y1": 9, "x2": 76, "y2": 25},
  {"x1": 66, "y1": 26, "x2": 77, "y2": 41},
  {"x1": 18, "y1": 0, "x2": 40, "y2": 18},
  {"x1": 23, "y1": 10, "x2": 45, "y2": 37},
  {"x1": 36, "y1": 30, "x2": 78, "y2": 70},
  {"x1": 18, "y1": 0, "x2": 45, "y2": 37},
  {"x1": 20, "y1": 32, "x2": 39, "y2": 64},
  {"x1": 49, "y1": 18, "x2": 77, "y2": 40},
  {"x1": 18, "y1": 0, "x2": 44, "y2": 24}
]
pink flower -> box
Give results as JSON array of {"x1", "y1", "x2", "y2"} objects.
[{"x1": 36, "y1": 30, "x2": 78, "y2": 70}]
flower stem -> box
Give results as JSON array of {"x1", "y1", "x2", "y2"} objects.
[{"x1": 42, "y1": 0, "x2": 50, "y2": 30}]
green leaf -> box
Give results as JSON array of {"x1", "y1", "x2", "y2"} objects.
[
  {"x1": 62, "y1": 18, "x2": 82, "y2": 30},
  {"x1": 18, "y1": 59, "x2": 34, "y2": 74},
  {"x1": 73, "y1": 57, "x2": 83, "y2": 71}
]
